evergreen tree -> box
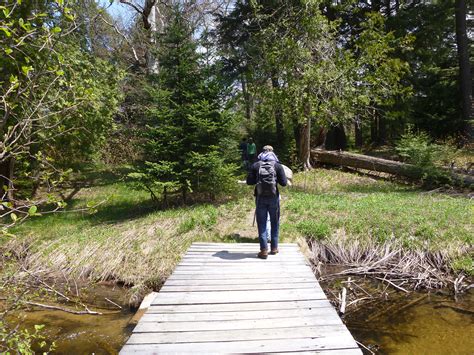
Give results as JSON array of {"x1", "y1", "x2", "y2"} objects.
[{"x1": 130, "y1": 9, "x2": 237, "y2": 202}]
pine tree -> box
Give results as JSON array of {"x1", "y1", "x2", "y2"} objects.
[{"x1": 130, "y1": 10, "x2": 237, "y2": 202}]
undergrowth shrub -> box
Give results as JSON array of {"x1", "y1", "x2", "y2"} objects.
[{"x1": 396, "y1": 129, "x2": 458, "y2": 186}]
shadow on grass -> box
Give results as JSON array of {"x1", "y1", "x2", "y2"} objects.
[
  {"x1": 291, "y1": 183, "x2": 414, "y2": 195},
  {"x1": 87, "y1": 199, "x2": 158, "y2": 224},
  {"x1": 219, "y1": 233, "x2": 258, "y2": 243},
  {"x1": 66, "y1": 191, "x2": 250, "y2": 225}
]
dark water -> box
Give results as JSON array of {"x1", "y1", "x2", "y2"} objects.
[{"x1": 345, "y1": 290, "x2": 474, "y2": 354}]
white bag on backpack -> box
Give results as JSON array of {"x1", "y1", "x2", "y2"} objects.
[{"x1": 281, "y1": 164, "x2": 293, "y2": 186}]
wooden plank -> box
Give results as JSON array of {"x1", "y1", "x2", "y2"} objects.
[
  {"x1": 159, "y1": 283, "x2": 320, "y2": 292},
  {"x1": 190, "y1": 239, "x2": 299, "y2": 249},
  {"x1": 173, "y1": 266, "x2": 312, "y2": 272},
  {"x1": 185, "y1": 248, "x2": 302, "y2": 252},
  {"x1": 127, "y1": 325, "x2": 351, "y2": 343},
  {"x1": 176, "y1": 262, "x2": 308, "y2": 268},
  {"x1": 120, "y1": 338, "x2": 361, "y2": 354},
  {"x1": 181, "y1": 254, "x2": 305, "y2": 259},
  {"x1": 134, "y1": 314, "x2": 345, "y2": 332},
  {"x1": 147, "y1": 300, "x2": 333, "y2": 313},
  {"x1": 166, "y1": 273, "x2": 316, "y2": 280},
  {"x1": 162, "y1": 277, "x2": 316, "y2": 286},
  {"x1": 140, "y1": 307, "x2": 338, "y2": 322},
  {"x1": 151, "y1": 289, "x2": 326, "y2": 305}
]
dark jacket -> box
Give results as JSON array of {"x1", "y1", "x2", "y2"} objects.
[{"x1": 246, "y1": 161, "x2": 288, "y2": 196}]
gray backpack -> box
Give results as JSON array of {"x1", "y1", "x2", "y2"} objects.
[{"x1": 256, "y1": 161, "x2": 277, "y2": 197}]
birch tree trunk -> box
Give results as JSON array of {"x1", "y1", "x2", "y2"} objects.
[{"x1": 146, "y1": 3, "x2": 159, "y2": 74}]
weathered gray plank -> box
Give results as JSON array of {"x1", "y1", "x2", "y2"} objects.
[
  {"x1": 166, "y1": 273, "x2": 315, "y2": 280},
  {"x1": 120, "y1": 338, "x2": 360, "y2": 354},
  {"x1": 134, "y1": 314, "x2": 346, "y2": 332},
  {"x1": 162, "y1": 277, "x2": 316, "y2": 286},
  {"x1": 147, "y1": 300, "x2": 333, "y2": 313},
  {"x1": 159, "y1": 283, "x2": 319, "y2": 292},
  {"x1": 173, "y1": 266, "x2": 313, "y2": 273},
  {"x1": 151, "y1": 289, "x2": 326, "y2": 305},
  {"x1": 181, "y1": 252, "x2": 307, "y2": 263},
  {"x1": 140, "y1": 307, "x2": 339, "y2": 322},
  {"x1": 127, "y1": 325, "x2": 351, "y2": 344}
]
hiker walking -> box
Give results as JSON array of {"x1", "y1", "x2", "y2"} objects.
[
  {"x1": 246, "y1": 145, "x2": 287, "y2": 259},
  {"x1": 239, "y1": 137, "x2": 248, "y2": 169},
  {"x1": 247, "y1": 138, "x2": 257, "y2": 164}
]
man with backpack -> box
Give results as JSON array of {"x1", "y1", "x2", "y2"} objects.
[{"x1": 246, "y1": 145, "x2": 287, "y2": 259}]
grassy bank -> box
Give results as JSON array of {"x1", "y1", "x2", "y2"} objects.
[
  {"x1": 2, "y1": 167, "x2": 472, "y2": 302},
  {"x1": 284, "y1": 169, "x2": 472, "y2": 290}
]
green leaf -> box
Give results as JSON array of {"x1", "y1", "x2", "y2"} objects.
[
  {"x1": 10, "y1": 213, "x2": 17, "y2": 222},
  {"x1": 51, "y1": 26, "x2": 62, "y2": 33},
  {"x1": 28, "y1": 205, "x2": 38, "y2": 216},
  {"x1": 0, "y1": 27, "x2": 11, "y2": 37},
  {"x1": 4, "y1": 47, "x2": 12, "y2": 55},
  {"x1": 21, "y1": 65, "x2": 33, "y2": 76}
]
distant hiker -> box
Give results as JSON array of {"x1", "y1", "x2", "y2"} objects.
[
  {"x1": 239, "y1": 137, "x2": 248, "y2": 169},
  {"x1": 247, "y1": 145, "x2": 287, "y2": 259},
  {"x1": 247, "y1": 138, "x2": 257, "y2": 164}
]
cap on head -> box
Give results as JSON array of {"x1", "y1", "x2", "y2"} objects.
[{"x1": 263, "y1": 145, "x2": 273, "y2": 152}]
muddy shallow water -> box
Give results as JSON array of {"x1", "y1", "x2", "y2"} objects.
[
  {"x1": 5, "y1": 285, "x2": 474, "y2": 354},
  {"x1": 5, "y1": 283, "x2": 134, "y2": 354},
  {"x1": 345, "y1": 290, "x2": 474, "y2": 354}
]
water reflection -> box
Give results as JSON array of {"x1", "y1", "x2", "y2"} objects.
[{"x1": 346, "y1": 290, "x2": 474, "y2": 354}]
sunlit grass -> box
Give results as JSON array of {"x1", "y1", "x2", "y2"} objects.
[{"x1": 281, "y1": 169, "x2": 472, "y2": 273}]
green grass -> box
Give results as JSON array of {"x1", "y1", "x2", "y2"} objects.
[
  {"x1": 281, "y1": 169, "x2": 473, "y2": 273},
  {"x1": 5, "y1": 169, "x2": 257, "y2": 290},
  {"x1": 3, "y1": 166, "x2": 473, "y2": 291}
]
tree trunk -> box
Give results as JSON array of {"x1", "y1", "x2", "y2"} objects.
[
  {"x1": 0, "y1": 157, "x2": 15, "y2": 201},
  {"x1": 241, "y1": 73, "x2": 252, "y2": 120},
  {"x1": 378, "y1": 116, "x2": 387, "y2": 145},
  {"x1": 298, "y1": 118, "x2": 312, "y2": 170},
  {"x1": 146, "y1": 3, "x2": 159, "y2": 74},
  {"x1": 326, "y1": 124, "x2": 347, "y2": 150},
  {"x1": 271, "y1": 75, "x2": 285, "y2": 146},
  {"x1": 315, "y1": 127, "x2": 327, "y2": 148},
  {"x1": 370, "y1": 116, "x2": 378, "y2": 145},
  {"x1": 355, "y1": 120, "x2": 363, "y2": 148},
  {"x1": 455, "y1": 0, "x2": 473, "y2": 141}
]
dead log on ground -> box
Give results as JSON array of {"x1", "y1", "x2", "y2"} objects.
[{"x1": 311, "y1": 149, "x2": 474, "y2": 187}]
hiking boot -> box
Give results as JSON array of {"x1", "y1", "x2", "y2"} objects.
[
  {"x1": 257, "y1": 250, "x2": 268, "y2": 259},
  {"x1": 270, "y1": 248, "x2": 279, "y2": 255}
]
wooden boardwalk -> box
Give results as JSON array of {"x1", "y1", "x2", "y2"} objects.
[{"x1": 121, "y1": 243, "x2": 362, "y2": 354}]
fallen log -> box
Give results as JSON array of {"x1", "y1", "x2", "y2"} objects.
[{"x1": 311, "y1": 149, "x2": 474, "y2": 187}]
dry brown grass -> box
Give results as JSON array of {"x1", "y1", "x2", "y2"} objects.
[{"x1": 309, "y1": 230, "x2": 472, "y2": 293}]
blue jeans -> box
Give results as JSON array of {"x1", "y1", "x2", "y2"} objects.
[{"x1": 256, "y1": 196, "x2": 280, "y2": 251}]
